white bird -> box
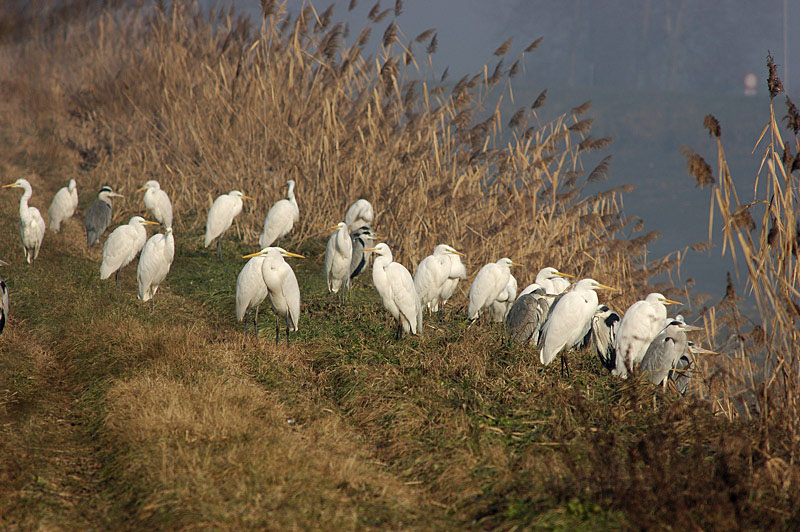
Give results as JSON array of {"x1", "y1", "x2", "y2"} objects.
[
  {"x1": 0, "y1": 259, "x2": 8, "y2": 335},
  {"x1": 538, "y1": 278, "x2": 615, "y2": 376},
  {"x1": 414, "y1": 244, "x2": 466, "y2": 313},
  {"x1": 365, "y1": 243, "x2": 423, "y2": 340},
  {"x1": 325, "y1": 222, "x2": 353, "y2": 295},
  {"x1": 533, "y1": 267, "x2": 574, "y2": 306},
  {"x1": 137, "y1": 227, "x2": 175, "y2": 307},
  {"x1": 467, "y1": 258, "x2": 519, "y2": 321},
  {"x1": 345, "y1": 198, "x2": 374, "y2": 233},
  {"x1": 259, "y1": 180, "x2": 299, "y2": 248},
  {"x1": 591, "y1": 305, "x2": 621, "y2": 372},
  {"x1": 235, "y1": 255, "x2": 268, "y2": 336},
  {"x1": 204, "y1": 190, "x2": 254, "y2": 256},
  {"x1": 101, "y1": 216, "x2": 159, "y2": 283},
  {"x1": 139, "y1": 180, "x2": 173, "y2": 228},
  {"x1": 3, "y1": 179, "x2": 46, "y2": 265},
  {"x1": 489, "y1": 273, "x2": 517, "y2": 322},
  {"x1": 241, "y1": 247, "x2": 305, "y2": 345},
  {"x1": 640, "y1": 320, "x2": 702, "y2": 386},
  {"x1": 48, "y1": 179, "x2": 78, "y2": 232},
  {"x1": 613, "y1": 293, "x2": 682, "y2": 378}
]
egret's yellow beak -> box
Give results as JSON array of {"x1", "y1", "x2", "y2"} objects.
[
  {"x1": 450, "y1": 249, "x2": 466, "y2": 257},
  {"x1": 511, "y1": 262, "x2": 524, "y2": 267},
  {"x1": 142, "y1": 220, "x2": 160, "y2": 226},
  {"x1": 596, "y1": 283, "x2": 616, "y2": 291},
  {"x1": 2, "y1": 183, "x2": 19, "y2": 189},
  {"x1": 363, "y1": 247, "x2": 378, "y2": 252},
  {"x1": 241, "y1": 194, "x2": 255, "y2": 200},
  {"x1": 556, "y1": 272, "x2": 575, "y2": 279},
  {"x1": 242, "y1": 251, "x2": 262, "y2": 259},
  {"x1": 137, "y1": 185, "x2": 148, "y2": 192},
  {"x1": 329, "y1": 225, "x2": 343, "y2": 231},
  {"x1": 661, "y1": 297, "x2": 683, "y2": 305},
  {"x1": 282, "y1": 251, "x2": 305, "y2": 259}
]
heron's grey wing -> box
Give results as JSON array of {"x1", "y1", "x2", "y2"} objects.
[
  {"x1": 85, "y1": 200, "x2": 111, "y2": 246},
  {"x1": 506, "y1": 294, "x2": 543, "y2": 344},
  {"x1": 640, "y1": 333, "x2": 677, "y2": 385},
  {"x1": 349, "y1": 233, "x2": 367, "y2": 279},
  {"x1": 669, "y1": 351, "x2": 695, "y2": 394}
]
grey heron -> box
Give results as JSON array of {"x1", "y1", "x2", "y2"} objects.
[{"x1": 85, "y1": 186, "x2": 123, "y2": 247}]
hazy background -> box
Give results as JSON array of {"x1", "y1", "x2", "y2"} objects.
[{"x1": 226, "y1": 0, "x2": 798, "y2": 306}]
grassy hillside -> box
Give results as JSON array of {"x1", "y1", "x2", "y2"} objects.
[{"x1": 1, "y1": 1, "x2": 799, "y2": 530}]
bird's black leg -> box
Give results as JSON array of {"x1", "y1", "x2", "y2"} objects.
[
  {"x1": 395, "y1": 321, "x2": 403, "y2": 341},
  {"x1": 244, "y1": 311, "x2": 249, "y2": 336},
  {"x1": 560, "y1": 352, "x2": 571, "y2": 378},
  {"x1": 285, "y1": 325, "x2": 290, "y2": 347},
  {"x1": 216, "y1": 237, "x2": 222, "y2": 259},
  {"x1": 115, "y1": 270, "x2": 119, "y2": 287},
  {"x1": 253, "y1": 305, "x2": 259, "y2": 339},
  {"x1": 275, "y1": 315, "x2": 280, "y2": 345}
]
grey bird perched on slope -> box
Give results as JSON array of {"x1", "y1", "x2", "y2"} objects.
[
  {"x1": 85, "y1": 185, "x2": 123, "y2": 247},
  {"x1": 0, "y1": 259, "x2": 8, "y2": 335},
  {"x1": 669, "y1": 341, "x2": 715, "y2": 394},
  {"x1": 640, "y1": 320, "x2": 702, "y2": 386},
  {"x1": 348, "y1": 226, "x2": 376, "y2": 280},
  {"x1": 505, "y1": 285, "x2": 550, "y2": 345},
  {"x1": 591, "y1": 305, "x2": 620, "y2": 371}
]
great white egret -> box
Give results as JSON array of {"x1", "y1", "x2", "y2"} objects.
[
  {"x1": 139, "y1": 180, "x2": 173, "y2": 228},
  {"x1": 48, "y1": 179, "x2": 78, "y2": 232},
  {"x1": 324, "y1": 222, "x2": 353, "y2": 296},
  {"x1": 364, "y1": 243, "x2": 423, "y2": 340},
  {"x1": 345, "y1": 199, "x2": 374, "y2": 233},
  {"x1": 538, "y1": 278, "x2": 615, "y2": 376},
  {"x1": 533, "y1": 267, "x2": 574, "y2": 306},
  {"x1": 640, "y1": 320, "x2": 702, "y2": 386},
  {"x1": 413, "y1": 244, "x2": 466, "y2": 313},
  {"x1": 205, "y1": 190, "x2": 254, "y2": 257},
  {"x1": 85, "y1": 186, "x2": 124, "y2": 247},
  {"x1": 506, "y1": 285, "x2": 550, "y2": 344},
  {"x1": 3, "y1": 179, "x2": 46, "y2": 265},
  {"x1": 235, "y1": 255, "x2": 268, "y2": 336},
  {"x1": 591, "y1": 305, "x2": 620, "y2": 371},
  {"x1": 349, "y1": 226, "x2": 376, "y2": 280},
  {"x1": 613, "y1": 293, "x2": 681, "y2": 377},
  {"x1": 259, "y1": 180, "x2": 299, "y2": 248},
  {"x1": 0, "y1": 259, "x2": 8, "y2": 335},
  {"x1": 241, "y1": 247, "x2": 304, "y2": 345},
  {"x1": 137, "y1": 227, "x2": 175, "y2": 307},
  {"x1": 489, "y1": 273, "x2": 517, "y2": 322},
  {"x1": 101, "y1": 216, "x2": 159, "y2": 284},
  {"x1": 467, "y1": 258, "x2": 519, "y2": 321}
]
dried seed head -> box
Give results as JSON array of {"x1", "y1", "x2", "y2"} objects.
[
  {"x1": 415, "y1": 28, "x2": 435, "y2": 42},
  {"x1": 525, "y1": 36, "x2": 543, "y2": 53},
  {"x1": 767, "y1": 51, "x2": 784, "y2": 99},
  {"x1": 571, "y1": 100, "x2": 592, "y2": 116},
  {"x1": 680, "y1": 146, "x2": 715, "y2": 188},
  {"x1": 731, "y1": 206, "x2": 756, "y2": 232},
  {"x1": 587, "y1": 155, "x2": 612, "y2": 182},
  {"x1": 532, "y1": 89, "x2": 547, "y2": 110},
  {"x1": 394, "y1": 0, "x2": 403, "y2": 17},
  {"x1": 703, "y1": 114, "x2": 721, "y2": 138},
  {"x1": 494, "y1": 38, "x2": 513, "y2": 57},
  {"x1": 508, "y1": 107, "x2": 525, "y2": 128},
  {"x1": 784, "y1": 96, "x2": 800, "y2": 135},
  {"x1": 426, "y1": 33, "x2": 438, "y2": 54}
]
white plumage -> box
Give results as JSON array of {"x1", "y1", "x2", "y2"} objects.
[
  {"x1": 137, "y1": 227, "x2": 175, "y2": 303},
  {"x1": 48, "y1": 179, "x2": 78, "y2": 232},
  {"x1": 235, "y1": 256, "x2": 268, "y2": 334},
  {"x1": 467, "y1": 258, "x2": 517, "y2": 320},
  {"x1": 489, "y1": 273, "x2": 517, "y2": 322},
  {"x1": 533, "y1": 267, "x2": 574, "y2": 306},
  {"x1": 414, "y1": 244, "x2": 466, "y2": 313},
  {"x1": 101, "y1": 216, "x2": 158, "y2": 280},
  {"x1": 3, "y1": 179, "x2": 46, "y2": 264},
  {"x1": 204, "y1": 190, "x2": 252, "y2": 253},
  {"x1": 259, "y1": 180, "x2": 299, "y2": 248},
  {"x1": 538, "y1": 278, "x2": 615, "y2": 374},
  {"x1": 139, "y1": 180, "x2": 173, "y2": 228},
  {"x1": 344, "y1": 198, "x2": 374, "y2": 233},
  {"x1": 242, "y1": 247, "x2": 304, "y2": 344},
  {"x1": 324, "y1": 222, "x2": 353, "y2": 294},
  {"x1": 367, "y1": 243, "x2": 423, "y2": 339},
  {"x1": 613, "y1": 292, "x2": 681, "y2": 377}
]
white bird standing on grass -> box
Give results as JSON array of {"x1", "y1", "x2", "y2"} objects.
[
  {"x1": 414, "y1": 244, "x2": 466, "y2": 313},
  {"x1": 259, "y1": 180, "x2": 299, "y2": 248},
  {"x1": 137, "y1": 227, "x2": 175, "y2": 307},
  {"x1": 205, "y1": 190, "x2": 254, "y2": 257},
  {"x1": 101, "y1": 216, "x2": 159, "y2": 284},
  {"x1": 467, "y1": 258, "x2": 519, "y2": 321},
  {"x1": 236, "y1": 255, "x2": 268, "y2": 337},
  {"x1": 538, "y1": 278, "x2": 616, "y2": 376},
  {"x1": 324, "y1": 222, "x2": 353, "y2": 296},
  {"x1": 613, "y1": 293, "x2": 682, "y2": 378},
  {"x1": 345, "y1": 198, "x2": 374, "y2": 233},
  {"x1": 489, "y1": 273, "x2": 517, "y2": 322},
  {"x1": 241, "y1": 247, "x2": 304, "y2": 345},
  {"x1": 48, "y1": 179, "x2": 78, "y2": 232},
  {"x1": 139, "y1": 180, "x2": 173, "y2": 228},
  {"x1": 0, "y1": 259, "x2": 8, "y2": 335},
  {"x1": 365, "y1": 243, "x2": 423, "y2": 340},
  {"x1": 3, "y1": 179, "x2": 46, "y2": 265}
]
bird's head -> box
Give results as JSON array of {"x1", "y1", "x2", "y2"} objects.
[
  {"x1": 435, "y1": 244, "x2": 465, "y2": 257},
  {"x1": 242, "y1": 247, "x2": 305, "y2": 260},
  {"x1": 647, "y1": 293, "x2": 682, "y2": 306},
  {"x1": 138, "y1": 180, "x2": 160, "y2": 192},
  {"x1": 98, "y1": 186, "x2": 124, "y2": 199},
  {"x1": 129, "y1": 216, "x2": 160, "y2": 227},
  {"x1": 363, "y1": 242, "x2": 391, "y2": 258},
  {"x1": 3, "y1": 178, "x2": 30, "y2": 191},
  {"x1": 230, "y1": 190, "x2": 255, "y2": 200},
  {"x1": 498, "y1": 257, "x2": 522, "y2": 268},
  {"x1": 329, "y1": 222, "x2": 348, "y2": 232},
  {"x1": 68, "y1": 179, "x2": 77, "y2": 191},
  {"x1": 576, "y1": 278, "x2": 616, "y2": 292}
]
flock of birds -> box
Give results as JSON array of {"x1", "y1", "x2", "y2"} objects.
[{"x1": 0, "y1": 177, "x2": 714, "y2": 392}]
